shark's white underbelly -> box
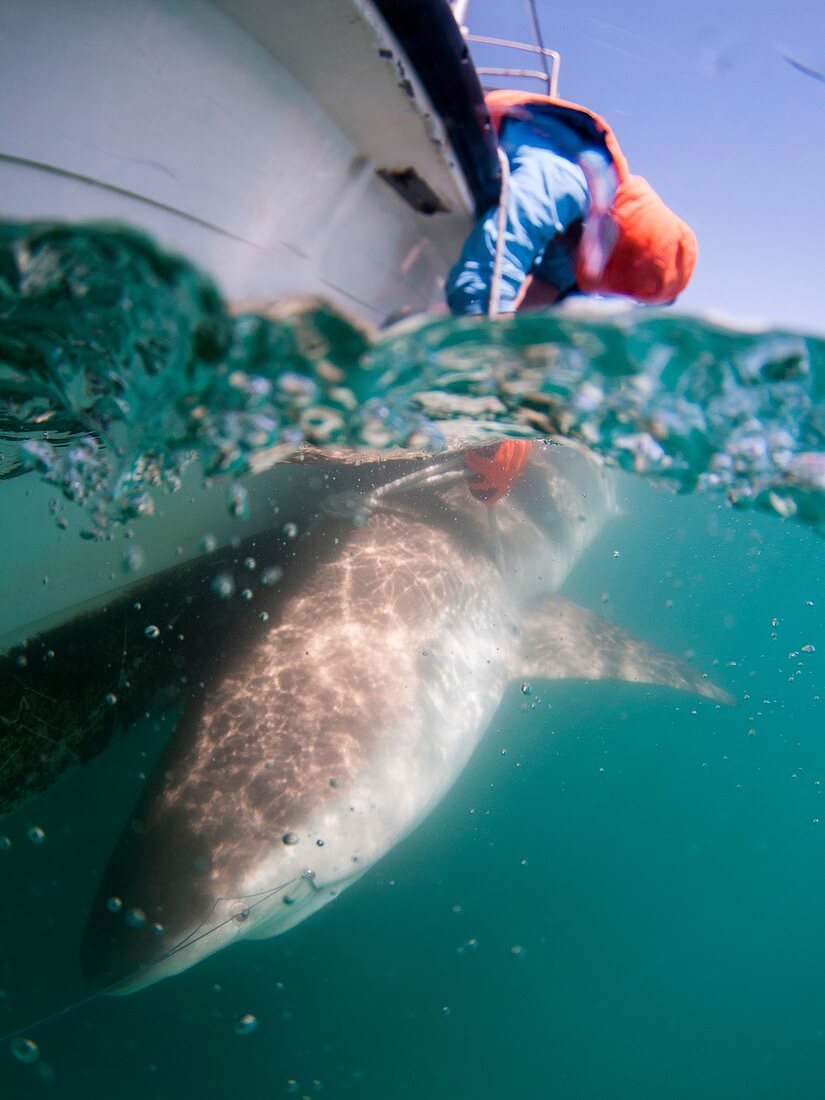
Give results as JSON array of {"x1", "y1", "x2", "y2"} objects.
[
  {"x1": 240, "y1": 596, "x2": 516, "y2": 939},
  {"x1": 101, "y1": 443, "x2": 626, "y2": 993}
]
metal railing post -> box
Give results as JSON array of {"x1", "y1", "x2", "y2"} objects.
[{"x1": 451, "y1": 0, "x2": 471, "y2": 29}]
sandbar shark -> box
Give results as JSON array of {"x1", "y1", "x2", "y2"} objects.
[{"x1": 76, "y1": 440, "x2": 727, "y2": 993}]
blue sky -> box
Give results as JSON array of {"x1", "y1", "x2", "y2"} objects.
[{"x1": 464, "y1": 0, "x2": 825, "y2": 333}]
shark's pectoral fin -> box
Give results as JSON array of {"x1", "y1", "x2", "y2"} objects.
[{"x1": 517, "y1": 596, "x2": 732, "y2": 704}]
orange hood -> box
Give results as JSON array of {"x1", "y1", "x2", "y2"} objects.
[{"x1": 484, "y1": 90, "x2": 697, "y2": 303}]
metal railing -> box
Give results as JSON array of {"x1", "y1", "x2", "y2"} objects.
[
  {"x1": 465, "y1": 34, "x2": 560, "y2": 97},
  {"x1": 450, "y1": 2, "x2": 560, "y2": 97}
]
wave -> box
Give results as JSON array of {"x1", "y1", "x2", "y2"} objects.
[{"x1": 2, "y1": 221, "x2": 824, "y2": 534}]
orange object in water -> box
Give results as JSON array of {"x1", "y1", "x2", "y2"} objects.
[
  {"x1": 484, "y1": 89, "x2": 697, "y2": 304},
  {"x1": 465, "y1": 439, "x2": 532, "y2": 505}
]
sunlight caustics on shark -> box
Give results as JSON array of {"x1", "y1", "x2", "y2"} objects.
[{"x1": 68, "y1": 441, "x2": 729, "y2": 994}]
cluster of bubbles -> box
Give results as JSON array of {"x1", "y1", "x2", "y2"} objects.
[
  {"x1": 368, "y1": 308, "x2": 825, "y2": 532},
  {"x1": 2, "y1": 223, "x2": 824, "y2": 535}
]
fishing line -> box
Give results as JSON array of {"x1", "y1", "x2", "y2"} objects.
[
  {"x1": 0, "y1": 870, "x2": 308, "y2": 1045},
  {"x1": 488, "y1": 147, "x2": 510, "y2": 319},
  {"x1": 161, "y1": 870, "x2": 309, "y2": 956}
]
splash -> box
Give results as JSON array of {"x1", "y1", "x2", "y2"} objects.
[{"x1": 1, "y1": 221, "x2": 824, "y2": 533}]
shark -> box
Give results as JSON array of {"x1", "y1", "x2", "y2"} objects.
[{"x1": 76, "y1": 439, "x2": 728, "y2": 993}]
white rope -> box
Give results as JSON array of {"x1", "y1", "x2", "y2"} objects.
[
  {"x1": 368, "y1": 461, "x2": 466, "y2": 504},
  {"x1": 486, "y1": 146, "x2": 513, "y2": 565},
  {"x1": 488, "y1": 145, "x2": 511, "y2": 319}
]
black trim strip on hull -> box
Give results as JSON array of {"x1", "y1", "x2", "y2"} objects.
[{"x1": 371, "y1": 0, "x2": 500, "y2": 215}]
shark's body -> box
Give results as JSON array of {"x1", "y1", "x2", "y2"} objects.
[{"x1": 80, "y1": 441, "x2": 725, "y2": 992}]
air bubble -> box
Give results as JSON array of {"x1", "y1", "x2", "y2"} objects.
[
  {"x1": 282, "y1": 832, "x2": 299, "y2": 846},
  {"x1": 104, "y1": 692, "x2": 118, "y2": 706},
  {"x1": 234, "y1": 1013, "x2": 258, "y2": 1036},
  {"x1": 122, "y1": 544, "x2": 145, "y2": 573},
  {"x1": 261, "y1": 566, "x2": 283, "y2": 586},
  {"x1": 258, "y1": 611, "x2": 270, "y2": 622},
  {"x1": 283, "y1": 522, "x2": 298, "y2": 539},
  {"x1": 0, "y1": 836, "x2": 11, "y2": 852},
  {"x1": 27, "y1": 825, "x2": 46, "y2": 845},
  {"x1": 11, "y1": 1037, "x2": 39, "y2": 1065},
  {"x1": 244, "y1": 557, "x2": 257, "y2": 571},
  {"x1": 106, "y1": 896, "x2": 123, "y2": 913},
  {"x1": 240, "y1": 588, "x2": 253, "y2": 601},
  {"x1": 228, "y1": 483, "x2": 249, "y2": 519},
  {"x1": 200, "y1": 533, "x2": 218, "y2": 554},
  {"x1": 125, "y1": 906, "x2": 147, "y2": 929},
  {"x1": 212, "y1": 572, "x2": 236, "y2": 599},
  {"x1": 520, "y1": 682, "x2": 532, "y2": 696},
  {"x1": 144, "y1": 624, "x2": 160, "y2": 639}
]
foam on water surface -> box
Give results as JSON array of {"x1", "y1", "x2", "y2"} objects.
[{"x1": 2, "y1": 221, "x2": 824, "y2": 536}]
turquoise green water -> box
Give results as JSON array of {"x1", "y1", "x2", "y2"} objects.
[{"x1": 1, "y1": 225, "x2": 824, "y2": 1097}]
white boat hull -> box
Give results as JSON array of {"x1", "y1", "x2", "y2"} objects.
[
  {"x1": 0, "y1": 0, "x2": 481, "y2": 646},
  {"x1": 0, "y1": 0, "x2": 474, "y2": 321}
]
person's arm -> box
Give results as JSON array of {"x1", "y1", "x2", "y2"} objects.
[{"x1": 446, "y1": 139, "x2": 589, "y2": 317}]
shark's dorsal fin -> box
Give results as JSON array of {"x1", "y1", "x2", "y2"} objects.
[{"x1": 518, "y1": 596, "x2": 732, "y2": 704}]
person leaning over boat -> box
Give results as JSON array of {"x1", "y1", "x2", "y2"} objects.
[{"x1": 446, "y1": 89, "x2": 698, "y2": 316}]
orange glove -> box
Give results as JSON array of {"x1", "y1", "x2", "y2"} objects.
[{"x1": 465, "y1": 439, "x2": 531, "y2": 505}]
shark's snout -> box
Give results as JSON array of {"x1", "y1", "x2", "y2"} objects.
[
  {"x1": 80, "y1": 807, "x2": 228, "y2": 992},
  {"x1": 81, "y1": 895, "x2": 174, "y2": 990}
]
